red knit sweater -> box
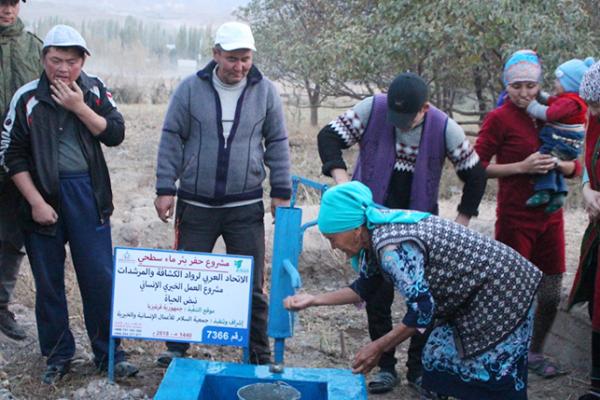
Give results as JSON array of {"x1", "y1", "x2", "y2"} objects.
[
  {"x1": 586, "y1": 115, "x2": 600, "y2": 188},
  {"x1": 475, "y1": 99, "x2": 582, "y2": 221},
  {"x1": 546, "y1": 92, "x2": 587, "y2": 124}
]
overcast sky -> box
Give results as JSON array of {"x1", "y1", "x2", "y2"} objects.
[{"x1": 20, "y1": 0, "x2": 250, "y2": 27}]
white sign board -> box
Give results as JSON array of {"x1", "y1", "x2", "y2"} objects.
[{"x1": 111, "y1": 247, "x2": 253, "y2": 347}]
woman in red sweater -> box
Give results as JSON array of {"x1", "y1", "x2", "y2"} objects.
[
  {"x1": 569, "y1": 60, "x2": 600, "y2": 400},
  {"x1": 475, "y1": 49, "x2": 581, "y2": 379}
]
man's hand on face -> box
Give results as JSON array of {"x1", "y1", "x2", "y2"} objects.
[{"x1": 50, "y1": 80, "x2": 86, "y2": 114}]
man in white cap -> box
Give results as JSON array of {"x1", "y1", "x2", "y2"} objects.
[
  {"x1": 0, "y1": 24, "x2": 137, "y2": 384},
  {"x1": 0, "y1": 0, "x2": 41, "y2": 342},
  {"x1": 154, "y1": 21, "x2": 291, "y2": 366}
]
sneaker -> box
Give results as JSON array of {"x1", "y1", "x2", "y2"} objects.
[
  {"x1": 114, "y1": 361, "x2": 139, "y2": 378},
  {"x1": 407, "y1": 376, "x2": 447, "y2": 400},
  {"x1": 41, "y1": 363, "x2": 69, "y2": 385},
  {"x1": 156, "y1": 350, "x2": 185, "y2": 367},
  {"x1": 0, "y1": 308, "x2": 26, "y2": 341}
]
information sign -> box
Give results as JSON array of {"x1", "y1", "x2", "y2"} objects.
[{"x1": 111, "y1": 247, "x2": 253, "y2": 347}]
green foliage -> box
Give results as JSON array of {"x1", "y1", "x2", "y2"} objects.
[
  {"x1": 238, "y1": 0, "x2": 379, "y2": 125},
  {"x1": 240, "y1": 0, "x2": 599, "y2": 116}
]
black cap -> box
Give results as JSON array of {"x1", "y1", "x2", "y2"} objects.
[{"x1": 387, "y1": 72, "x2": 428, "y2": 130}]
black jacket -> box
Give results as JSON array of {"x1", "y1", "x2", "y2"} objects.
[{"x1": 1, "y1": 71, "x2": 124, "y2": 234}]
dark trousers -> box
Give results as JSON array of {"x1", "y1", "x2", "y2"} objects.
[
  {"x1": 366, "y1": 277, "x2": 427, "y2": 378},
  {"x1": 0, "y1": 182, "x2": 25, "y2": 309},
  {"x1": 24, "y1": 173, "x2": 123, "y2": 366},
  {"x1": 592, "y1": 331, "x2": 600, "y2": 390},
  {"x1": 166, "y1": 200, "x2": 270, "y2": 363}
]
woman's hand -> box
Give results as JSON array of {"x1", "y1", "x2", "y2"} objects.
[
  {"x1": 283, "y1": 293, "x2": 316, "y2": 311},
  {"x1": 351, "y1": 324, "x2": 417, "y2": 374},
  {"x1": 518, "y1": 152, "x2": 556, "y2": 175},
  {"x1": 583, "y1": 184, "x2": 600, "y2": 220},
  {"x1": 351, "y1": 340, "x2": 384, "y2": 374}
]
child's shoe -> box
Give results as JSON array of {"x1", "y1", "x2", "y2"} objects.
[
  {"x1": 545, "y1": 193, "x2": 566, "y2": 213},
  {"x1": 526, "y1": 190, "x2": 551, "y2": 207}
]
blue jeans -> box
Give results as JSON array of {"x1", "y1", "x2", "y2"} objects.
[
  {"x1": 535, "y1": 125, "x2": 584, "y2": 193},
  {"x1": 24, "y1": 173, "x2": 124, "y2": 366},
  {"x1": 534, "y1": 169, "x2": 568, "y2": 194}
]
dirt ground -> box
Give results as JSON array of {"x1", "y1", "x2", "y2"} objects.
[{"x1": 0, "y1": 104, "x2": 591, "y2": 399}]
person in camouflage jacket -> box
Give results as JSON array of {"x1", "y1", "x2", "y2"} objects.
[
  {"x1": 0, "y1": 1, "x2": 41, "y2": 114},
  {"x1": 0, "y1": 0, "x2": 42, "y2": 341}
]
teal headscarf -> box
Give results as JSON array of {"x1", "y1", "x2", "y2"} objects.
[
  {"x1": 318, "y1": 181, "x2": 430, "y2": 234},
  {"x1": 318, "y1": 181, "x2": 430, "y2": 272}
]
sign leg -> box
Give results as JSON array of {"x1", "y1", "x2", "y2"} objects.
[{"x1": 108, "y1": 337, "x2": 115, "y2": 383}]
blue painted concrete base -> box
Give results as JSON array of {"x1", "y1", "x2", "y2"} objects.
[{"x1": 154, "y1": 359, "x2": 367, "y2": 399}]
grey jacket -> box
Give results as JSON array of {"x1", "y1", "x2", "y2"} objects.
[{"x1": 156, "y1": 61, "x2": 291, "y2": 205}]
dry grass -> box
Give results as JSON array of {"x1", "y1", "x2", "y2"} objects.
[{"x1": 0, "y1": 101, "x2": 590, "y2": 399}]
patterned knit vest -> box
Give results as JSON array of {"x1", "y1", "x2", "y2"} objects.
[
  {"x1": 353, "y1": 94, "x2": 447, "y2": 213},
  {"x1": 371, "y1": 215, "x2": 542, "y2": 358}
]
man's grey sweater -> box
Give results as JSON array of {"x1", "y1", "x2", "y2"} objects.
[{"x1": 156, "y1": 61, "x2": 291, "y2": 205}]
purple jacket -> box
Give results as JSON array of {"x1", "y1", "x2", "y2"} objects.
[{"x1": 353, "y1": 94, "x2": 448, "y2": 213}]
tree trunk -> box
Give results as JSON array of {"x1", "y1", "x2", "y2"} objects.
[
  {"x1": 472, "y1": 66, "x2": 487, "y2": 121},
  {"x1": 310, "y1": 105, "x2": 319, "y2": 127},
  {"x1": 443, "y1": 87, "x2": 456, "y2": 118},
  {"x1": 307, "y1": 83, "x2": 321, "y2": 127}
]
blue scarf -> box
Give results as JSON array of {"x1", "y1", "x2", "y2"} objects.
[{"x1": 318, "y1": 182, "x2": 430, "y2": 272}]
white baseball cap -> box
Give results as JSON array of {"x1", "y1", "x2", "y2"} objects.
[
  {"x1": 43, "y1": 25, "x2": 91, "y2": 55},
  {"x1": 214, "y1": 21, "x2": 256, "y2": 51}
]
